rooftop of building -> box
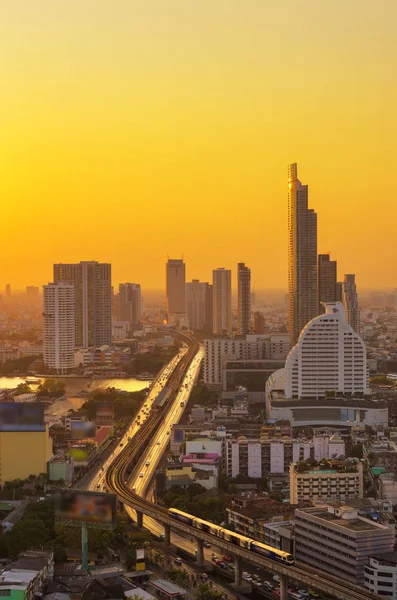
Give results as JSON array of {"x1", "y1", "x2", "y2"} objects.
[
  {"x1": 298, "y1": 506, "x2": 388, "y2": 532},
  {"x1": 270, "y1": 390, "x2": 387, "y2": 408},
  {"x1": 371, "y1": 552, "x2": 397, "y2": 566}
]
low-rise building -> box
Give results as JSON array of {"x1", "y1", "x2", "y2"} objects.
[
  {"x1": 47, "y1": 455, "x2": 74, "y2": 485},
  {"x1": 290, "y1": 461, "x2": 364, "y2": 505},
  {"x1": 365, "y1": 552, "x2": 397, "y2": 599},
  {"x1": 13, "y1": 394, "x2": 37, "y2": 403},
  {"x1": 295, "y1": 504, "x2": 395, "y2": 585}
]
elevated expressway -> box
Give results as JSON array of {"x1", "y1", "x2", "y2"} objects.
[{"x1": 103, "y1": 338, "x2": 382, "y2": 600}]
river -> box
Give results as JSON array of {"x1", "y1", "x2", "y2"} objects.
[{"x1": 0, "y1": 376, "x2": 151, "y2": 416}]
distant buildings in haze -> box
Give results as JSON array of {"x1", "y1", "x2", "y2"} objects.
[
  {"x1": 118, "y1": 283, "x2": 142, "y2": 328},
  {"x1": 166, "y1": 258, "x2": 186, "y2": 326}
]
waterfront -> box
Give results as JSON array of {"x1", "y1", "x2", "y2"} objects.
[{"x1": 0, "y1": 376, "x2": 150, "y2": 396}]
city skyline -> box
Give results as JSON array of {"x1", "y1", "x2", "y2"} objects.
[{"x1": 2, "y1": 2, "x2": 397, "y2": 290}]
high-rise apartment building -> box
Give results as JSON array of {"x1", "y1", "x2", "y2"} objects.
[
  {"x1": 288, "y1": 163, "x2": 318, "y2": 346},
  {"x1": 237, "y1": 262, "x2": 251, "y2": 336},
  {"x1": 166, "y1": 259, "x2": 186, "y2": 324},
  {"x1": 204, "y1": 333, "x2": 290, "y2": 386},
  {"x1": 5, "y1": 284, "x2": 10, "y2": 296},
  {"x1": 43, "y1": 282, "x2": 75, "y2": 373},
  {"x1": 205, "y1": 284, "x2": 213, "y2": 333},
  {"x1": 318, "y1": 253, "x2": 337, "y2": 313},
  {"x1": 119, "y1": 283, "x2": 141, "y2": 328},
  {"x1": 212, "y1": 268, "x2": 232, "y2": 335},
  {"x1": 53, "y1": 261, "x2": 112, "y2": 348},
  {"x1": 253, "y1": 311, "x2": 266, "y2": 334},
  {"x1": 285, "y1": 301, "x2": 369, "y2": 399},
  {"x1": 186, "y1": 280, "x2": 210, "y2": 331},
  {"x1": 343, "y1": 274, "x2": 360, "y2": 334}
]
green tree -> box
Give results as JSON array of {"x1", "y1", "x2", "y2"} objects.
[
  {"x1": 350, "y1": 443, "x2": 363, "y2": 459},
  {"x1": 195, "y1": 584, "x2": 224, "y2": 600},
  {"x1": 37, "y1": 379, "x2": 66, "y2": 397},
  {"x1": 165, "y1": 568, "x2": 190, "y2": 588},
  {"x1": 14, "y1": 383, "x2": 33, "y2": 395}
]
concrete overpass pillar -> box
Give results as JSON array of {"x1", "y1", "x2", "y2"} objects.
[
  {"x1": 136, "y1": 511, "x2": 143, "y2": 529},
  {"x1": 195, "y1": 538, "x2": 204, "y2": 566},
  {"x1": 164, "y1": 524, "x2": 171, "y2": 547},
  {"x1": 234, "y1": 556, "x2": 242, "y2": 586},
  {"x1": 279, "y1": 574, "x2": 287, "y2": 600}
]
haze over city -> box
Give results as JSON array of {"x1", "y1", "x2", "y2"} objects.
[
  {"x1": 2, "y1": 4, "x2": 397, "y2": 600},
  {"x1": 2, "y1": 0, "x2": 397, "y2": 290}
]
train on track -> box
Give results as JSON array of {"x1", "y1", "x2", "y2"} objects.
[{"x1": 169, "y1": 508, "x2": 294, "y2": 565}]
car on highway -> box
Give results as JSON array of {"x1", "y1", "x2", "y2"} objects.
[
  {"x1": 222, "y1": 555, "x2": 232, "y2": 562},
  {"x1": 156, "y1": 440, "x2": 161, "y2": 445},
  {"x1": 146, "y1": 460, "x2": 150, "y2": 466},
  {"x1": 174, "y1": 557, "x2": 182, "y2": 565},
  {"x1": 139, "y1": 472, "x2": 144, "y2": 477},
  {"x1": 242, "y1": 572, "x2": 252, "y2": 582},
  {"x1": 203, "y1": 541, "x2": 211, "y2": 548}
]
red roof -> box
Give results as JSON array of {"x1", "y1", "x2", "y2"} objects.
[{"x1": 95, "y1": 426, "x2": 112, "y2": 445}]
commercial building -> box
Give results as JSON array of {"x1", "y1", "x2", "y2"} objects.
[
  {"x1": 43, "y1": 282, "x2": 75, "y2": 374},
  {"x1": 285, "y1": 302, "x2": 369, "y2": 399},
  {"x1": 295, "y1": 504, "x2": 395, "y2": 585},
  {"x1": 54, "y1": 261, "x2": 112, "y2": 348},
  {"x1": 166, "y1": 259, "x2": 186, "y2": 325},
  {"x1": 204, "y1": 333, "x2": 290, "y2": 388},
  {"x1": 365, "y1": 553, "x2": 397, "y2": 599},
  {"x1": 185, "y1": 280, "x2": 211, "y2": 331},
  {"x1": 318, "y1": 253, "x2": 337, "y2": 313},
  {"x1": 343, "y1": 274, "x2": 360, "y2": 334},
  {"x1": 288, "y1": 163, "x2": 318, "y2": 346},
  {"x1": 237, "y1": 262, "x2": 251, "y2": 336},
  {"x1": 226, "y1": 434, "x2": 345, "y2": 479},
  {"x1": 119, "y1": 283, "x2": 142, "y2": 327},
  {"x1": 212, "y1": 268, "x2": 232, "y2": 334},
  {"x1": 266, "y1": 386, "x2": 388, "y2": 429},
  {"x1": 0, "y1": 430, "x2": 53, "y2": 486},
  {"x1": 290, "y1": 461, "x2": 364, "y2": 505}
]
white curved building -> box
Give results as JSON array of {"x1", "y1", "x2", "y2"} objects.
[{"x1": 286, "y1": 302, "x2": 369, "y2": 399}]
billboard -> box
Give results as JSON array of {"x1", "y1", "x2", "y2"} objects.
[
  {"x1": 70, "y1": 421, "x2": 96, "y2": 440},
  {"x1": 0, "y1": 403, "x2": 45, "y2": 432},
  {"x1": 95, "y1": 402, "x2": 114, "y2": 418},
  {"x1": 55, "y1": 490, "x2": 117, "y2": 525}
]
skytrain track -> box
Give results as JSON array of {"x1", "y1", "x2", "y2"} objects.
[{"x1": 104, "y1": 334, "x2": 382, "y2": 600}]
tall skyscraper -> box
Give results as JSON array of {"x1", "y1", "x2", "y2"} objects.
[
  {"x1": 286, "y1": 302, "x2": 368, "y2": 399},
  {"x1": 288, "y1": 163, "x2": 318, "y2": 346},
  {"x1": 54, "y1": 261, "x2": 112, "y2": 348},
  {"x1": 237, "y1": 262, "x2": 251, "y2": 336},
  {"x1": 43, "y1": 282, "x2": 75, "y2": 374},
  {"x1": 318, "y1": 253, "x2": 337, "y2": 313},
  {"x1": 119, "y1": 283, "x2": 142, "y2": 328},
  {"x1": 205, "y1": 284, "x2": 213, "y2": 333},
  {"x1": 166, "y1": 259, "x2": 186, "y2": 325},
  {"x1": 212, "y1": 268, "x2": 232, "y2": 334},
  {"x1": 254, "y1": 311, "x2": 266, "y2": 334},
  {"x1": 5, "y1": 284, "x2": 10, "y2": 297},
  {"x1": 343, "y1": 274, "x2": 360, "y2": 334},
  {"x1": 186, "y1": 280, "x2": 209, "y2": 330}
]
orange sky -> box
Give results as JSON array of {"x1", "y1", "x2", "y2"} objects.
[{"x1": 1, "y1": 1, "x2": 397, "y2": 292}]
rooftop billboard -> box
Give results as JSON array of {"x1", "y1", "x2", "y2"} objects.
[
  {"x1": 55, "y1": 490, "x2": 117, "y2": 525},
  {"x1": 0, "y1": 403, "x2": 45, "y2": 432}
]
